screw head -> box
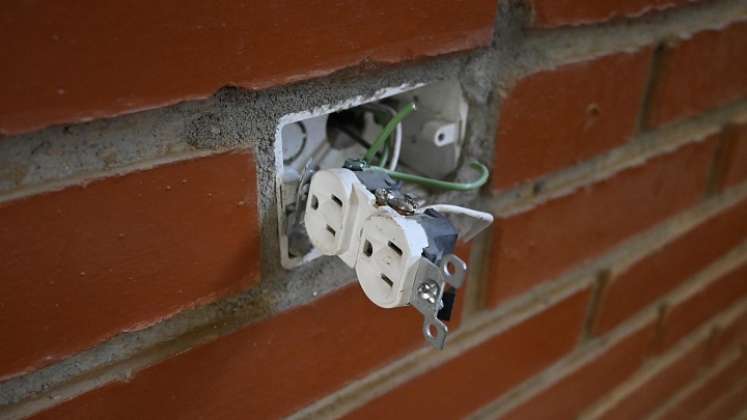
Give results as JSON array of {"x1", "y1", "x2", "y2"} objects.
[
  {"x1": 417, "y1": 280, "x2": 440, "y2": 304},
  {"x1": 374, "y1": 188, "x2": 391, "y2": 206},
  {"x1": 343, "y1": 158, "x2": 368, "y2": 171},
  {"x1": 388, "y1": 195, "x2": 416, "y2": 215}
]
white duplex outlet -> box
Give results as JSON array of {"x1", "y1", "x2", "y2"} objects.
[
  {"x1": 304, "y1": 168, "x2": 428, "y2": 308},
  {"x1": 277, "y1": 80, "x2": 493, "y2": 349}
]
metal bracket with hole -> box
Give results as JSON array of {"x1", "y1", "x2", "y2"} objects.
[{"x1": 410, "y1": 254, "x2": 467, "y2": 349}]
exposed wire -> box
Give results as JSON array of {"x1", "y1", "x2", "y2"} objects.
[
  {"x1": 417, "y1": 204, "x2": 493, "y2": 224},
  {"x1": 378, "y1": 143, "x2": 389, "y2": 168},
  {"x1": 364, "y1": 103, "x2": 403, "y2": 171},
  {"x1": 334, "y1": 124, "x2": 389, "y2": 166},
  {"x1": 389, "y1": 121, "x2": 402, "y2": 171},
  {"x1": 417, "y1": 204, "x2": 494, "y2": 242},
  {"x1": 372, "y1": 161, "x2": 489, "y2": 191},
  {"x1": 363, "y1": 102, "x2": 416, "y2": 163}
]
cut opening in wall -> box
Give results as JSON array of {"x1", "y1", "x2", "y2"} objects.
[{"x1": 275, "y1": 80, "x2": 468, "y2": 269}]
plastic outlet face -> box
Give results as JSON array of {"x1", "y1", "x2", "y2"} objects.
[
  {"x1": 355, "y1": 212, "x2": 429, "y2": 308},
  {"x1": 303, "y1": 168, "x2": 378, "y2": 267},
  {"x1": 304, "y1": 169, "x2": 358, "y2": 256}
]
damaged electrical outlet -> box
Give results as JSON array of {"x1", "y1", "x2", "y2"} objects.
[
  {"x1": 275, "y1": 80, "x2": 492, "y2": 349},
  {"x1": 276, "y1": 80, "x2": 469, "y2": 269}
]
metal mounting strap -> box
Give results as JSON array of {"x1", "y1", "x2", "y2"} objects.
[{"x1": 410, "y1": 254, "x2": 467, "y2": 349}]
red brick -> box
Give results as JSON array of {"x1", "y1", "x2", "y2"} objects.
[
  {"x1": 707, "y1": 310, "x2": 747, "y2": 364},
  {"x1": 722, "y1": 124, "x2": 747, "y2": 188},
  {"x1": 597, "y1": 340, "x2": 707, "y2": 420},
  {"x1": 593, "y1": 198, "x2": 747, "y2": 335},
  {"x1": 345, "y1": 289, "x2": 590, "y2": 419},
  {"x1": 0, "y1": 152, "x2": 259, "y2": 380},
  {"x1": 660, "y1": 264, "x2": 747, "y2": 350},
  {"x1": 493, "y1": 49, "x2": 653, "y2": 190},
  {"x1": 661, "y1": 354, "x2": 747, "y2": 420},
  {"x1": 0, "y1": 0, "x2": 495, "y2": 136},
  {"x1": 647, "y1": 22, "x2": 747, "y2": 128},
  {"x1": 528, "y1": 0, "x2": 697, "y2": 28},
  {"x1": 502, "y1": 321, "x2": 656, "y2": 420},
  {"x1": 700, "y1": 381, "x2": 747, "y2": 420},
  {"x1": 34, "y1": 284, "x2": 426, "y2": 420},
  {"x1": 486, "y1": 139, "x2": 716, "y2": 307}
]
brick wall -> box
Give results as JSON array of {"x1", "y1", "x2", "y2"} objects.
[{"x1": 1, "y1": 0, "x2": 746, "y2": 419}]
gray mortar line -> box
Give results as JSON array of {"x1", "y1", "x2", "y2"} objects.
[
  {"x1": 460, "y1": 230, "x2": 494, "y2": 319},
  {"x1": 485, "y1": 100, "x2": 747, "y2": 218},
  {"x1": 0, "y1": 149, "x2": 215, "y2": 204},
  {"x1": 0, "y1": 100, "x2": 208, "y2": 198},
  {"x1": 289, "y1": 182, "x2": 747, "y2": 419},
  {"x1": 0, "y1": 256, "x2": 356, "y2": 418},
  {"x1": 734, "y1": 405, "x2": 747, "y2": 420},
  {"x1": 699, "y1": 377, "x2": 747, "y2": 420},
  {"x1": 512, "y1": 0, "x2": 747, "y2": 82},
  {"x1": 468, "y1": 303, "x2": 661, "y2": 420},
  {"x1": 664, "y1": 244, "x2": 747, "y2": 308},
  {"x1": 471, "y1": 298, "x2": 747, "y2": 420},
  {"x1": 582, "y1": 180, "x2": 747, "y2": 281},
  {"x1": 647, "y1": 346, "x2": 745, "y2": 420},
  {"x1": 289, "y1": 271, "x2": 593, "y2": 420},
  {"x1": 580, "y1": 300, "x2": 747, "y2": 419},
  {"x1": 635, "y1": 43, "x2": 666, "y2": 134}
]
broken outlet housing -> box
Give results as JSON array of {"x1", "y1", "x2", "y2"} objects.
[{"x1": 275, "y1": 80, "x2": 469, "y2": 269}]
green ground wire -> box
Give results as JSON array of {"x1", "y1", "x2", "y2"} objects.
[
  {"x1": 371, "y1": 161, "x2": 490, "y2": 191},
  {"x1": 363, "y1": 102, "x2": 416, "y2": 162},
  {"x1": 377, "y1": 144, "x2": 389, "y2": 167}
]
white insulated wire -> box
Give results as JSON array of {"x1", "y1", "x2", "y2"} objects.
[
  {"x1": 418, "y1": 204, "x2": 494, "y2": 224},
  {"x1": 387, "y1": 113, "x2": 403, "y2": 171},
  {"x1": 417, "y1": 204, "x2": 494, "y2": 242}
]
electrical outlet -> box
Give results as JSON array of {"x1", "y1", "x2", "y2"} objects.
[
  {"x1": 275, "y1": 80, "x2": 469, "y2": 269},
  {"x1": 355, "y1": 210, "x2": 429, "y2": 308},
  {"x1": 275, "y1": 80, "x2": 492, "y2": 350},
  {"x1": 301, "y1": 160, "x2": 491, "y2": 349}
]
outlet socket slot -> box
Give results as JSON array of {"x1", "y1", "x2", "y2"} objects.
[
  {"x1": 381, "y1": 274, "x2": 394, "y2": 288},
  {"x1": 387, "y1": 241, "x2": 403, "y2": 257},
  {"x1": 363, "y1": 240, "x2": 373, "y2": 257}
]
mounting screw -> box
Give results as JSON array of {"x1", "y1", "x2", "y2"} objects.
[
  {"x1": 375, "y1": 188, "x2": 391, "y2": 206},
  {"x1": 343, "y1": 158, "x2": 368, "y2": 171},
  {"x1": 388, "y1": 195, "x2": 416, "y2": 215}
]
